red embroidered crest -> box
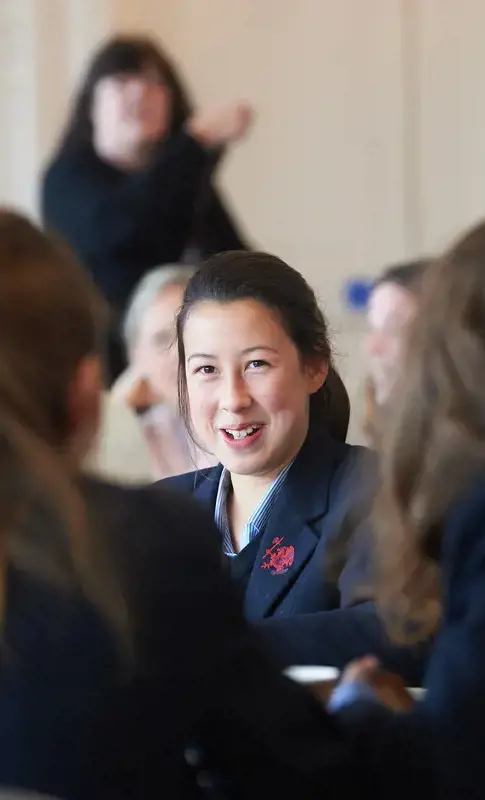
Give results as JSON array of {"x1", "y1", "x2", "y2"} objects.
[{"x1": 261, "y1": 537, "x2": 295, "y2": 576}]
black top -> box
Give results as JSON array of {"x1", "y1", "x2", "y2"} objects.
[
  {"x1": 0, "y1": 476, "x2": 364, "y2": 800},
  {"x1": 41, "y1": 134, "x2": 248, "y2": 311}
]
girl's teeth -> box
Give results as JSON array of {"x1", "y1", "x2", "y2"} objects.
[{"x1": 226, "y1": 425, "x2": 259, "y2": 440}]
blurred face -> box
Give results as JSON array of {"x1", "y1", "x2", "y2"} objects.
[
  {"x1": 366, "y1": 282, "x2": 418, "y2": 406},
  {"x1": 92, "y1": 68, "x2": 171, "y2": 155},
  {"x1": 132, "y1": 283, "x2": 185, "y2": 405},
  {"x1": 183, "y1": 299, "x2": 326, "y2": 478}
]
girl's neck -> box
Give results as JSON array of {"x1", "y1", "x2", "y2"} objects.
[
  {"x1": 229, "y1": 471, "x2": 277, "y2": 521},
  {"x1": 227, "y1": 468, "x2": 285, "y2": 553}
]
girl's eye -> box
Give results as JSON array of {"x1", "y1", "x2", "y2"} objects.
[
  {"x1": 247, "y1": 359, "x2": 269, "y2": 370},
  {"x1": 195, "y1": 365, "x2": 216, "y2": 375}
]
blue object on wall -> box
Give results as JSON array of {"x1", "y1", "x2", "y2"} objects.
[{"x1": 343, "y1": 278, "x2": 373, "y2": 311}]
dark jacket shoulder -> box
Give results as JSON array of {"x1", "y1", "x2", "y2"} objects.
[{"x1": 162, "y1": 434, "x2": 372, "y2": 499}]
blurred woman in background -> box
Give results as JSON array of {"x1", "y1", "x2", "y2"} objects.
[
  {"x1": 42, "y1": 35, "x2": 253, "y2": 382},
  {"x1": 365, "y1": 259, "x2": 429, "y2": 404},
  {"x1": 331, "y1": 220, "x2": 485, "y2": 800},
  {"x1": 363, "y1": 259, "x2": 429, "y2": 444},
  {"x1": 0, "y1": 209, "x2": 368, "y2": 800}
]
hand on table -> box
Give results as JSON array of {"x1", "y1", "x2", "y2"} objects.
[{"x1": 338, "y1": 656, "x2": 415, "y2": 711}]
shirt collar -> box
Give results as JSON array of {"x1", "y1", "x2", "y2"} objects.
[{"x1": 214, "y1": 460, "x2": 294, "y2": 556}]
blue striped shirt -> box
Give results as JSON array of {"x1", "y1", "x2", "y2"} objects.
[{"x1": 215, "y1": 461, "x2": 294, "y2": 556}]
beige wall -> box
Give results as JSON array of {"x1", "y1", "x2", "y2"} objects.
[
  {"x1": 0, "y1": 0, "x2": 114, "y2": 214},
  {"x1": 1, "y1": 0, "x2": 485, "y2": 441},
  {"x1": 417, "y1": 0, "x2": 485, "y2": 252}
]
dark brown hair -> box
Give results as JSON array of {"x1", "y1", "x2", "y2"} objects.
[
  {"x1": 374, "y1": 220, "x2": 485, "y2": 643},
  {"x1": 0, "y1": 210, "x2": 105, "y2": 448},
  {"x1": 0, "y1": 210, "x2": 127, "y2": 642},
  {"x1": 57, "y1": 35, "x2": 192, "y2": 153},
  {"x1": 177, "y1": 250, "x2": 350, "y2": 443}
]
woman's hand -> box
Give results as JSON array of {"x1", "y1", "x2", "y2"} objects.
[
  {"x1": 339, "y1": 656, "x2": 415, "y2": 711},
  {"x1": 188, "y1": 103, "x2": 254, "y2": 148},
  {"x1": 340, "y1": 655, "x2": 380, "y2": 684},
  {"x1": 111, "y1": 367, "x2": 159, "y2": 410}
]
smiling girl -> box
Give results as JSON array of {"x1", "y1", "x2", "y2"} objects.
[{"x1": 165, "y1": 251, "x2": 376, "y2": 629}]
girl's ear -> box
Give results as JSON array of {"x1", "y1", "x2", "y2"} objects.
[{"x1": 306, "y1": 359, "x2": 329, "y2": 396}]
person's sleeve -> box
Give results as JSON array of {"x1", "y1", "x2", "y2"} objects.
[
  {"x1": 328, "y1": 680, "x2": 380, "y2": 712},
  {"x1": 42, "y1": 132, "x2": 209, "y2": 258},
  {"x1": 255, "y1": 605, "x2": 429, "y2": 686},
  {"x1": 337, "y1": 518, "x2": 374, "y2": 608},
  {"x1": 330, "y1": 448, "x2": 378, "y2": 609}
]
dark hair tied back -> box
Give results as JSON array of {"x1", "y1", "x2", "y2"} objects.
[{"x1": 177, "y1": 251, "x2": 350, "y2": 442}]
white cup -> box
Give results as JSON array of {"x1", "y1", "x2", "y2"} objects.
[
  {"x1": 284, "y1": 665, "x2": 340, "y2": 684},
  {"x1": 283, "y1": 665, "x2": 340, "y2": 703}
]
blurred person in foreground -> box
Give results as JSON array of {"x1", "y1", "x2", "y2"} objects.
[
  {"x1": 329, "y1": 220, "x2": 485, "y2": 800},
  {"x1": 0, "y1": 209, "x2": 369, "y2": 800},
  {"x1": 89, "y1": 265, "x2": 216, "y2": 481},
  {"x1": 42, "y1": 35, "x2": 254, "y2": 382}
]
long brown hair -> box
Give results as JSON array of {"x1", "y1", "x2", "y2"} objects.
[
  {"x1": 0, "y1": 210, "x2": 127, "y2": 644},
  {"x1": 374, "y1": 220, "x2": 485, "y2": 643}
]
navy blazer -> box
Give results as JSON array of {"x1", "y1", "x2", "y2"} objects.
[
  {"x1": 335, "y1": 473, "x2": 485, "y2": 800},
  {"x1": 165, "y1": 429, "x2": 429, "y2": 685},
  {"x1": 165, "y1": 428, "x2": 374, "y2": 621},
  {"x1": 0, "y1": 477, "x2": 363, "y2": 800}
]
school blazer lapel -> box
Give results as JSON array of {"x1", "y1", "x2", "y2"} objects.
[
  {"x1": 192, "y1": 465, "x2": 223, "y2": 513},
  {"x1": 243, "y1": 430, "x2": 344, "y2": 621}
]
